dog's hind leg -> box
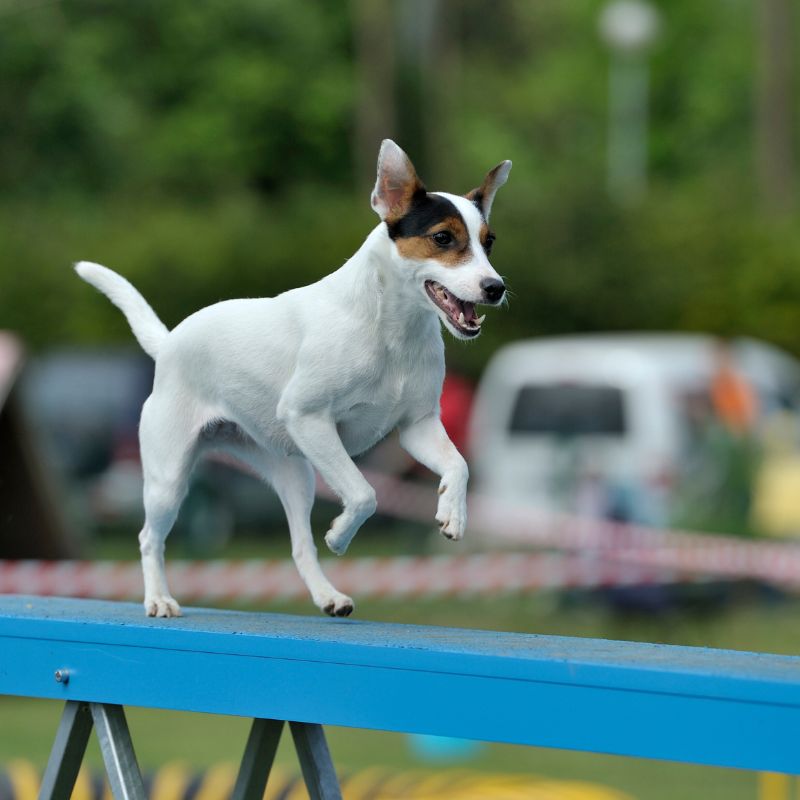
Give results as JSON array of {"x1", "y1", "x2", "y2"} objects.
[
  {"x1": 271, "y1": 455, "x2": 355, "y2": 617},
  {"x1": 137, "y1": 395, "x2": 200, "y2": 617},
  {"x1": 228, "y1": 445, "x2": 354, "y2": 616}
]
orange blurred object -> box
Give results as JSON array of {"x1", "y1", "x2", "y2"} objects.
[{"x1": 710, "y1": 342, "x2": 758, "y2": 434}]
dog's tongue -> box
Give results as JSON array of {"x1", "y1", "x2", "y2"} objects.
[
  {"x1": 461, "y1": 302, "x2": 477, "y2": 323},
  {"x1": 437, "y1": 287, "x2": 477, "y2": 326},
  {"x1": 447, "y1": 297, "x2": 476, "y2": 326}
]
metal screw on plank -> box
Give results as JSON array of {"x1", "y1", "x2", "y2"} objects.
[{"x1": 55, "y1": 669, "x2": 69, "y2": 685}]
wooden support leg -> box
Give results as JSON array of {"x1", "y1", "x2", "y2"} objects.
[
  {"x1": 231, "y1": 718, "x2": 285, "y2": 800},
  {"x1": 39, "y1": 701, "x2": 93, "y2": 800},
  {"x1": 289, "y1": 721, "x2": 342, "y2": 800},
  {"x1": 89, "y1": 704, "x2": 146, "y2": 800}
]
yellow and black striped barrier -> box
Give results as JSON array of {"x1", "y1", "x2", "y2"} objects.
[
  {"x1": 9, "y1": 760, "x2": 800, "y2": 800},
  {"x1": 758, "y1": 772, "x2": 800, "y2": 800},
  {"x1": 6, "y1": 759, "x2": 799, "y2": 799},
  {"x1": 1, "y1": 760, "x2": 634, "y2": 800}
]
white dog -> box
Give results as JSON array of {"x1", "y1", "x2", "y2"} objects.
[{"x1": 76, "y1": 140, "x2": 511, "y2": 618}]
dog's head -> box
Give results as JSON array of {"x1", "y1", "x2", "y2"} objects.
[{"x1": 371, "y1": 139, "x2": 511, "y2": 340}]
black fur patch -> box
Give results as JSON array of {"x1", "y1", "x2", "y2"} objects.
[
  {"x1": 387, "y1": 191, "x2": 465, "y2": 240},
  {"x1": 469, "y1": 190, "x2": 485, "y2": 219}
]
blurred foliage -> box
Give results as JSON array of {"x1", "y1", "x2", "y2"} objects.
[{"x1": 0, "y1": 0, "x2": 799, "y2": 373}]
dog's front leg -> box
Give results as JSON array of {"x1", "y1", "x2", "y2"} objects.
[
  {"x1": 280, "y1": 409, "x2": 377, "y2": 555},
  {"x1": 399, "y1": 414, "x2": 469, "y2": 540}
]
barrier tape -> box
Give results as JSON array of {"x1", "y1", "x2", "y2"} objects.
[
  {"x1": 342, "y1": 469, "x2": 800, "y2": 589},
  {"x1": 2, "y1": 468, "x2": 798, "y2": 600},
  {"x1": 4, "y1": 471, "x2": 798, "y2": 602},
  {"x1": 0, "y1": 553, "x2": 696, "y2": 603}
]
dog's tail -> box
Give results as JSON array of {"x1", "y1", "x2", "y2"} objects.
[{"x1": 75, "y1": 261, "x2": 168, "y2": 360}]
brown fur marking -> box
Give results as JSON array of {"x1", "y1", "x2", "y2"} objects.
[
  {"x1": 383, "y1": 182, "x2": 424, "y2": 223},
  {"x1": 394, "y1": 215, "x2": 472, "y2": 267},
  {"x1": 379, "y1": 157, "x2": 425, "y2": 223}
]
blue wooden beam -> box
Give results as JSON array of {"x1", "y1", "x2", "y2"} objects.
[{"x1": 1, "y1": 595, "x2": 799, "y2": 773}]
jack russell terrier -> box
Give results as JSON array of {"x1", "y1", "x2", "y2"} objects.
[{"x1": 76, "y1": 139, "x2": 511, "y2": 618}]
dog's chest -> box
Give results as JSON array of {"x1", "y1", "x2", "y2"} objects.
[
  {"x1": 335, "y1": 356, "x2": 439, "y2": 456},
  {"x1": 335, "y1": 379, "x2": 407, "y2": 455}
]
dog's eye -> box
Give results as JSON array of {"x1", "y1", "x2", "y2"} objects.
[
  {"x1": 483, "y1": 233, "x2": 496, "y2": 255},
  {"x1": 432, "y1": 231, "x2": 454, "y2": 247}
]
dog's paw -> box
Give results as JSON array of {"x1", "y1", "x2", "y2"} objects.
[
  {"x1": 144, "y1": 595, "x2": 182, "y2": 618},
  {"x1": 319, "y1": 591, "x2": 355, "y2": 618},
  {"x1": 436, "y1": 483, "x2": 467, "y2": 541},
  {"x1": 324, "y1": 522, "x2": 351, "y2": 556},
  {"x1": 324, "y1": 492, "x2": 376, "y2": 555}
]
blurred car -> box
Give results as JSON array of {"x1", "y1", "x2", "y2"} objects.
[
  {"x1": 469, "y1": 334, "x2": 800, "y2": 528},
  {"x1": 19, "y1": 347, "x2": 284, "y2": 547},
  {"x1": 20, "y1": 347, "x2": 153, "y2": 480}
]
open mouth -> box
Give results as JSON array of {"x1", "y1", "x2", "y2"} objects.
[{"x1": 425, "y1": 280, "x2": 485, "y2": 338}]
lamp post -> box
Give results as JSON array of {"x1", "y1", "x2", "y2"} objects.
[{"x1": 599, "y1": 0, "x2": 660, "y2": 205}]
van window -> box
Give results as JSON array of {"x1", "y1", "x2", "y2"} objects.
[{"x1": 509, "y1": 384, "x2": 626, "y2": 436}]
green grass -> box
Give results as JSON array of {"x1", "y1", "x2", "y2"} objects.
[{"x1": 3, "y1": 588, "x2": 799, "y2": 799}]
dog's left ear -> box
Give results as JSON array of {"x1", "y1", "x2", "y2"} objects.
[
  {"x1": 467, "y1": 161, "x2": 512, "y2": 221},
  {"x1": 371, "y1": 139, "x2": 426, "y2": 221}
]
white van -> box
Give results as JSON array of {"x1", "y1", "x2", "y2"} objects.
[{"x1": 468, "y1": 334, "x2": 800, "y2": 526}]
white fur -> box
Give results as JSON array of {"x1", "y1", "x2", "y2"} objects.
[
  {"x1": 76, "y1": 141, "x2": 509, "y2": 618},
  {"x1": 75, "y1": 262, "x2": 168, "y2": 359}
]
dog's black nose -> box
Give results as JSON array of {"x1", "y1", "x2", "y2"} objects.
[{"x1": 481, "y1": 278, "x2": 506, "y2": 304}]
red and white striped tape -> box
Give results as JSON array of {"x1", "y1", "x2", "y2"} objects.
[
  {"x1": 346, "y1": 469, "x2": 800, "y2": 588},
  {"x1": 0, "y1": 553, "x2": 692, "y2": 603},
  {"x1": 213, "y1": 454, "x2": 800, "y2": 589},
  {"x1": 4, "y1": 470, "x2": 798, "y2": 603}
]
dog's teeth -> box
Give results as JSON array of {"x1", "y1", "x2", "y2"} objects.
[
  {"x1": 458, "y1": 312, "x2": 465, "y2": 325},
  {"x1": 476, "y1": 315, "x2": 486, "y2": 325}
]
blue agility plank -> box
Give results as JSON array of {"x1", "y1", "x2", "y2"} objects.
[{"x1": 0, "y1": 595, "x2": 799, "y2": 773}]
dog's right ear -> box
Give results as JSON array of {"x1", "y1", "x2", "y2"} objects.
[{"x1": 371, "y1": 140, "x2": 425, "y2": 221}]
